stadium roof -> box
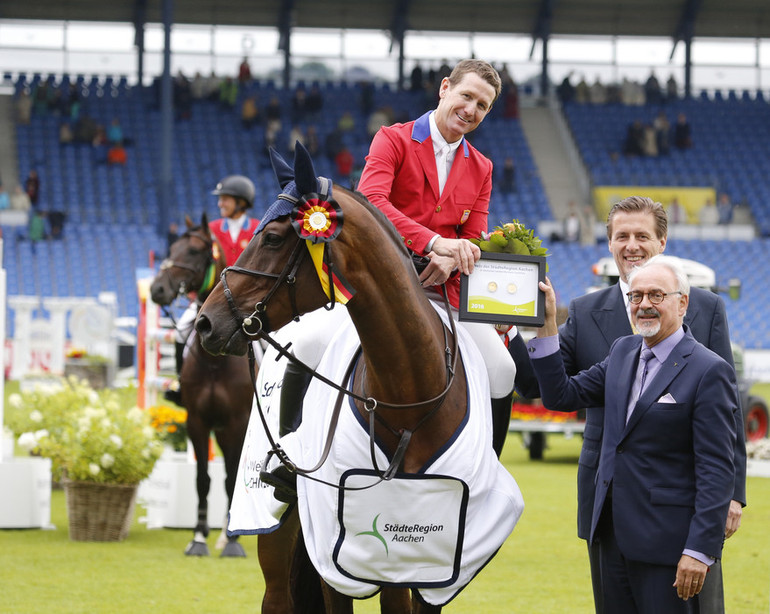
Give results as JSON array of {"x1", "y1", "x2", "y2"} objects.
[{"x1": 3, "y1": 0, "x2": 770, "y2": 40}]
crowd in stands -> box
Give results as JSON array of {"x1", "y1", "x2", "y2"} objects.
[{"x1": 558, "y1": 69, "x2": 679, "y2": 107}]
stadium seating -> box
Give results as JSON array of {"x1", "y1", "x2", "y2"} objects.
[{"x1": 3, "y1": 75, "x2": 770, "y2": 349}]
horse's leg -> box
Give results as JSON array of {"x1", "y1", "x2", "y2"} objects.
[
  {"x1": 215, "y1": 426, "x2": 248, "y2": 557},
  {"x1": 411, "y1": 591, "x2": 441, "y2": 614},
  {"x1": 320, "y1": 581, "x2": 353, "y2": 614},
  {"x1": 184, "y1": 414, "x2": 211, "y2": 556},
  {"x1": 259, "y1": 507, "x2": 301, "y2": 614},
  {"x1": 380, "y1": 587, "x2": 413, "y2": 613}
]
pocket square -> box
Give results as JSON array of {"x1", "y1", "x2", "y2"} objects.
[{"x1": 657, "y1": 393, "x2": 677, "y2": 404}]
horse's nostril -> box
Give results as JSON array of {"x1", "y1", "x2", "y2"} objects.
[{"x1": 195, "y1": 314, "x2": 211, "y2": 335}]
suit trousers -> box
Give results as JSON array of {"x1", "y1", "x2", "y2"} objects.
[{"x1": 596, "y1": 499, "x2": 699, "y2": 614}]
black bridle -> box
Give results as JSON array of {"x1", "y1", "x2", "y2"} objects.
[{"x1": 218, "y1": 227, "x2": 461, "y2": 490}]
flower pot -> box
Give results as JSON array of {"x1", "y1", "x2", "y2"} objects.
[
  {"x1": 63, "y1": 479, "x2": 138, "y2": 541},
  {"x1": 64, "y1": 359, "x2": 110, "y2": 389}
]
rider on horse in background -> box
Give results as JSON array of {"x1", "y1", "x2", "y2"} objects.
[{"x1": 165, "y1": 174, "x2": 260, "y2": 406}]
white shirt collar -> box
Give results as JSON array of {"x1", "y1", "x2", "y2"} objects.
[{"x1": 428, "y1": 111, "x2": 463, "y2": 156}]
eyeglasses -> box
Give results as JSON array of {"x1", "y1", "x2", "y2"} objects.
[{"x1": 626, "y1": 290, "x2": 682, "y2": 305}]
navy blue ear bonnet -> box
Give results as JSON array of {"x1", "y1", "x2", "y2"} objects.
[{"x1": 255, "y1": 143, "x2": 333, "y2": 234}]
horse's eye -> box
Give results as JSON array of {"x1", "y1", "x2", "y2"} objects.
[{"x1": 263, "y1": 232, "x2": 284, "y2": 247}]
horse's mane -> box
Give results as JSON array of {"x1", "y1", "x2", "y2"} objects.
[{"x1": 335, "y1": 184, "x2": 415, "y2": 271}]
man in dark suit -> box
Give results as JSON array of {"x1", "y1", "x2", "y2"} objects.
[
  {"x1": 510, "y1": 196, "x2": 745, "y2": 613},
  {"x1": 529, "y1": 256, "x2": 738, "y2": 612}
]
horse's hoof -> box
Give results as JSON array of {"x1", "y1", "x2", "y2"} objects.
[
  {"x1": 259, "y1": 466, "x2": 297, "y2": 503},
  {"x1": 220, "y1": 540, "x2": 247, "y2": 558},
  {"x1": 184, "y1": 540, "x2": 210, "y2": 557}
]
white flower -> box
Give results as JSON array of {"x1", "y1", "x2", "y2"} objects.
[
  {"x1": 109, "y1": 434, "x2": 123, "y2": 449},
  {"x1": 127, "y1": 407, "x2": 143, "y2": 422},
  {"x1": 34, "y1": 429, "x2": 49, "y2": 440},
  {"x1": 78, "y1": 416, "x2": 91, "y2": 430},
  {"x1": 100, "y1": 418, "x2": 112, "y2": 429},
  {"x1": 88, "y1": 390, "x2": 100, "y2": 404},
  {"x1": 17, "y1": 432, "x2": 38, "y2": 452},
  {"x1": 29, "y1": 409, "x2": 44, "y2": 423},
  {"x1": 142, "y1": 426, "x2": 155, "y2": 439},
  {"x1": 141, "y1": 448, "x2": 151, "y2": 459},
  {"x1": 100, "y1": 453, "x2": 115, "y2": 468},
  {"x1": 8, "y1": 393, "x2": 22, "y2": 408},
  {"x1": 89, "y1": 463, "x2": 101, "y2": 476}
]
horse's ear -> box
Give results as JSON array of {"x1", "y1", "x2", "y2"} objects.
[
  {"x1": 201, "y1": 212, "x2": 209, "y2": 233},
  {"x1": 185, "y1": 215, "x2": 193, "y2": 229},
  {"x1": 293, "y1": 141, "x2": 319, "y2": 195},
  {"x1": 269, "y1": 147, "x2": 294, "y2": 189}
]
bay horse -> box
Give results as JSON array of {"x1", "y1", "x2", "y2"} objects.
[
  {"x1": 150, "y1": 215, "x2": 256, "y2": 557},
  {"x1": 194, "y1": 145, "x2": 523, "y2": 612}
]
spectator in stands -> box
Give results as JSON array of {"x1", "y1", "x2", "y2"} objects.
[
  {"x1": 699, "y1": 198, "x2": 719, "y2": 225},
  {"x1": 621, "y1": 77, "x2": 645, "y2": 105},
  {"x1": 16, "y1": 89, "x2": 32, "y2": 124},
  {"x1": 33, "y1": 82, "x2": 51, "y2": 115},
  {"x1": 219, "y1": 77, "x2": 238, "y2": 110},
  {"x1": 337, "y1": 110, "x2": 356, "y2": 132},
  {"x1": 10, "y1": 184, "x2": 31, "y2": 212},
  {"x1": 107, "y1": 117, "x2": 124, "y2": 146},
  {"x1": 623, "y1": 120, "x2": 645, "y2": 156},
  {"x1": 580, "y1": 204, "x2": 598, "y2": 246},
  {"x1": 107, "y1": 143, "x2": 128, "y2": 165},
  {"x1": 563, "y1": 203, "x2": 582, "y2": 242},
  {"x1": 640, "y1": 122, "x2": 658, "y2": 157},
  {"x1": 502, "y1": 75, "x2": 520, "y2": 119},
  {"x1": 291, "y1": 87, "x2": 308, "y2": 124},
  {"x1": 190, "y1": 72, "x2": 207, "y2": 100},
  {"x1": 644, "y1": 69, "x2": 663, "y2": 105},
  {"x1": 58, "y1": 122, "x2": 74, "y2": 145},
  {"x1": 92, "y1": 125, "x2": 109, "y2": 165},
  {"x1": 24, "y1": 169, "x2": 40, "y2": 206},
  {"x1": 174, "y1": 71, "x2": 193, "y2": 120},
  {"x1": 324, "y1": 127, "x2": 344, "y2": 162},
  {"x1": 241, "y1": 95, "x2": 260, "y2": 129},
  {"x1": 499, "y1": 157, "x2": 516, "y2": 194},
  {"x1": 205, "y1": 70, "x2": 222, "y2": 101},
  {"x1": 410, "y1": 63, "x2": 424, "y2": 92},
  {"x1": 48, "y1": 210, "x2": 65, "y2": 239},
  {"x1": 654, "y1": 111, "x2": 671, "y2": 155},
  {"x1": 0, "y1": 183, "x2": 9, "y2": 210},
  {"x1": 17, "y1": 209, "x2": 47, "y2": 252},
  {"x1": 238, "y1": 57, "x2": 252, "y2": 84},
  {"x1": 334, "y1": 146, "x2": 354, "y2": 183},
  {"x1": 674, "y1": 112, "x2": 692, "y2": 149},
  {"x1": 359, "y1": 80, "x2": 375, "y2": 116},
  {"x1": 265, "y1": 96, "x2": 283, "y2": 134},
  {"x1": 666, "y1": 74, "x2": 679, "y2": 102},
  {"x1": 288, "y1": 125, "x2": 305, "y2": 154},
  {"x1": 305, "y1": 125, "x2": 321, "y2": 157},
  {"x1": 666, "y1": 197, "x2": 687, "y2": 224},
  {"x1": 367, "y1": 106, "x2": 393, "y2": 138},
  {"x1": 306, "y1": 84, "x2": 324, "y2": 120},
  {"x1": 557, "y1": 73, "x2": 575, "y2": 104},
  {"x1": 589, "y1": 77, "x2": 607, "y2": 104},
  {"x1": 575, "y1": 76, "x2": 590, "y2": 103},
  {"x1": 717, "y1": 193, "x2": 734, "y2": 225}
]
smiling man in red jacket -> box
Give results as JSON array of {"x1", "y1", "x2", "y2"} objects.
[{"x1": 357, "y1": 59, "x2": 516, "y2": 404}]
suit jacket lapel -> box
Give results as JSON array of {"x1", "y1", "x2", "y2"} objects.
[
  {"x1": 411, "y1": 113, "x2": 440, "y2": 201},
  {"x1": 609, "y1": 340, "x2": 641, "y2": 441},
  {"x1": 623, "y1": 334, "x2": 696, "y2": 435},
  {"x1": 592, "y1": 285, "x2": 633, "y2": 347}
]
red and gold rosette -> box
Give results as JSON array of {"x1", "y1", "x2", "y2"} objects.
[{"x1": 291, "y1": 194, "x2": 343, "y2": 243}]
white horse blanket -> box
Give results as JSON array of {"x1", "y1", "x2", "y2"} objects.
[{"x1": 228, "y1": 302, "x2": 524, "y2": 606}]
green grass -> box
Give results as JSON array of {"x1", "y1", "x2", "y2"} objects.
[{"x1": 1, "y1": 433, "x2": 768, "y2": 613}]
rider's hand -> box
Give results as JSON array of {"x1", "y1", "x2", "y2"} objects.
[{"x1": 430, "y1": 237, "x2": 480, "y2": 276}]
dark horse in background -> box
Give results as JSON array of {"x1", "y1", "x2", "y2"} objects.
[
  {"x1": 194, "y1": 145, "x2": 521, "y2": 612},
  {"x1": 150, "y1": 215, "x2": 256, "y2": 557}
]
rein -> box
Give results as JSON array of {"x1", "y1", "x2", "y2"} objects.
[{"x1": 222, "y1": 233, "x2": 460, "y2": 488}]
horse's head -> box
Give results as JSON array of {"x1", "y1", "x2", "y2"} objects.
[
  {"x1": 150, "y1": 213, "x2": 221, "y2": 306},
  {"x1": 196, "y1": 144, "x2": 335, "y2": 356}
]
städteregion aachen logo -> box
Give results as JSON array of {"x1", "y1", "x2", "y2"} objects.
[{"x1": 356, "y1": 513, "x2": 388, "y2": 556}]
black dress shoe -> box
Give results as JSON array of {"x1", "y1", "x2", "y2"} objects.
[{"x1": 163, "y1": 388, "x2": 183, "y2": 406}]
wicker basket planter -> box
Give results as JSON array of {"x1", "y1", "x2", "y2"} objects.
[{"x1": 63, "y1": 479, "x2": 138, "y2": 541}]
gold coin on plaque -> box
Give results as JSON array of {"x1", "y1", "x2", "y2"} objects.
[
  {"x1": 507, "y1": 283, "x2": 518, "y2": 294},
  {"x1": 487, "y1": 281, "x2": 498, "y2": 292}
]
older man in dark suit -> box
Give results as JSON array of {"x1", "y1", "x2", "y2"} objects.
[{"x1": 529, "y1": 256, "x2": 738, "y2": 612}]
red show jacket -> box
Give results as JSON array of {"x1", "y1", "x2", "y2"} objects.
[{"x1": 209, "y1": 216, "x2": 260, "y2": 267}]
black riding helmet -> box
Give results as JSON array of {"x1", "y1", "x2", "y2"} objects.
[{"x1": 211, "y1": 175, "x2": 256, "y2": 210}]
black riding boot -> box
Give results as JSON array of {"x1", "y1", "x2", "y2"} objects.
[
  {"x1": 163, "y1": 341, "x2": 186, "y2": 406},
  {"x1": 260, "y1": 360, "x2": 313, "y2": 502},
  {"x1": 491, "y1": 393, "x2": 513, "y2": 458}
]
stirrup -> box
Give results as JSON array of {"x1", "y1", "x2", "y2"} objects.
[{"x1": 259, "y1": 465, "x2": 297, "y2": 504}]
